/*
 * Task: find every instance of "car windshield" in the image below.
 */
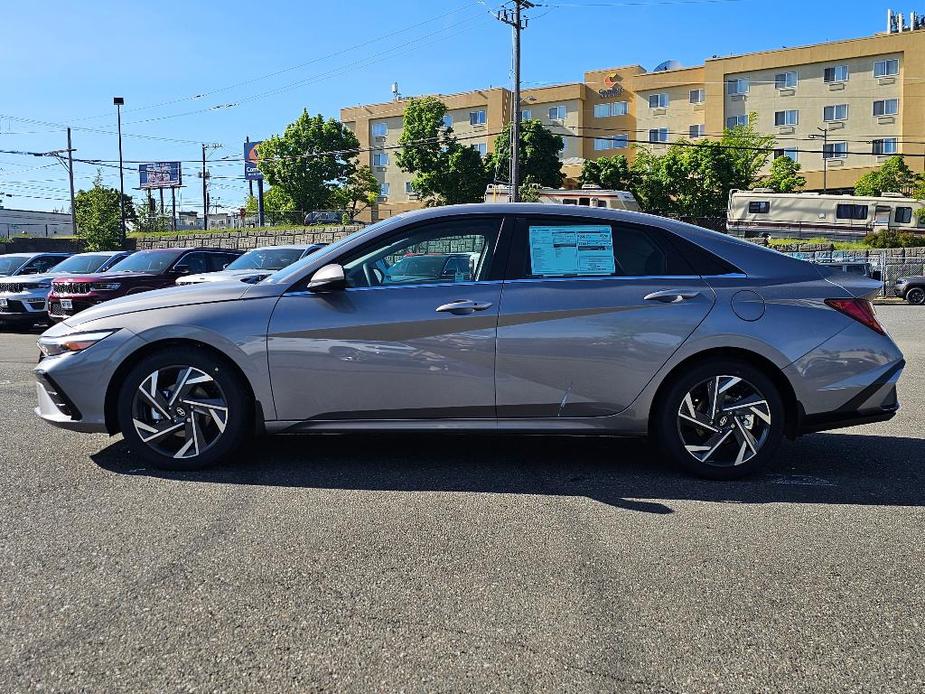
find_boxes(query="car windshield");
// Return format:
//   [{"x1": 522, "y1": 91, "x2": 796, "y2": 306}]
[
  {"x1": 50, "y1": 254, "x2": 114, "y2": 274},
  {"x1": 226, "y1": 248, "x2": 305, "y2": 271},
  {"x1": 0, "y1": 257, "x2": 27, "y2": 275},
  {"x1": 107, "y1": 250, "x2": 182, "y2": 274}
]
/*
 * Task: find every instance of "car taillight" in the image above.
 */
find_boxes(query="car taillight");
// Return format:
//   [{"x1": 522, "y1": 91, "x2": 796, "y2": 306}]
[{"x1": 824, "y1": 298, "x2": 886, "y2": 335}]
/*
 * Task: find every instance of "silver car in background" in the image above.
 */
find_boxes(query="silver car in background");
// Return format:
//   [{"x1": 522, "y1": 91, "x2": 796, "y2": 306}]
[
  {"x1": 175, "y1": 244, "x2": 326, "y2": 286},
  {"x1": 33, "y1": 204, "x2": 904, "y2": 479},
  {"x1": 0, "y1": 251, "x2": 131, "y2": 327}
]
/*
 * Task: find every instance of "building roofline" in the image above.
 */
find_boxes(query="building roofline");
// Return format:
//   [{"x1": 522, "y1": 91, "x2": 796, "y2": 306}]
[{"x1": 704, "y1": 29, "x2": 915, "y2": 63}]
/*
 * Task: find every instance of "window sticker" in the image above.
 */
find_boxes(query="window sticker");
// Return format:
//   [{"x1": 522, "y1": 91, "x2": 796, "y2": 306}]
[{"x1": 528, "y1": 225, "x2": 615, "y2": 276}]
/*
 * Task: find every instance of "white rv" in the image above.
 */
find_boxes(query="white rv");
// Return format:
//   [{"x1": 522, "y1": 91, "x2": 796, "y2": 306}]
[
  {"x1": 727, "y1": 189, "x2": 925, "y2": 238},
  {"x1": 485, "y1": 184, "x2": 641, "y2": 211}
]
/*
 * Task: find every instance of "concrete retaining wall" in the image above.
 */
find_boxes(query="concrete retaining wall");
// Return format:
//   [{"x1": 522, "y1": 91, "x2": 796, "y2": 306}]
[{"x1": 134, "y1": 226, "x2": 361, "y2": 251}]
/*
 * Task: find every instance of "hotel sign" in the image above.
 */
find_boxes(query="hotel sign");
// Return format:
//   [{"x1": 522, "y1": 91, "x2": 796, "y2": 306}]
[{"x1": 598, "y1": 72, "x2": 623, "y2": 99}]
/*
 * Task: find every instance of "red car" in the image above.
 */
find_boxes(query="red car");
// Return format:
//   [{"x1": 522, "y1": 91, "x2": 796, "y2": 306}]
[{"x1": 48, "y1": 247, "x2": 242, "y2": 321}]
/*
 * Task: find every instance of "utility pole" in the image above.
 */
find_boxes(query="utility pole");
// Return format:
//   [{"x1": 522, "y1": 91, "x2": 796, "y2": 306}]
[
  {"x1": 201, "y1": 143, "x2": 208, "y2": 230},
  {"x1": 113, "y1": 97, "x2": 126, "y2": 246},
  {"x1": 66, "y1": 128, "x2": 77, "y2": 235},
  {"x1": 810, "y1": 126, "x2": 830, "y2": 194},
  {"x1": 497, "y1": 0, "x2": 533, "y2": 202}
]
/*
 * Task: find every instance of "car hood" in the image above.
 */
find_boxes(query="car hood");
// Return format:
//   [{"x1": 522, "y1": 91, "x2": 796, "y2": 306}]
[
  {"x1": 54, "y1": 271, "x2": 159, "y2": 284},
  {"x1": 61, "y1": 281, "x2": 252, "y2": 328},
  {"x1": 178, "y1": 268, "x2": 273, "y2": 283},
  {"x1": 0, "y1": 271, "x2": 59, "y2": 286}
]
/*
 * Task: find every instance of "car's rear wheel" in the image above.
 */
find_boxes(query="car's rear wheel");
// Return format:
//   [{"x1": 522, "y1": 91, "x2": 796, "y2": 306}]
[
  {"x1": 906, "y1": 287, "x2": 925, "y2": 305},
  {"x1": 653, "y1": 359, "x2": 784, "y2": 480},
  {"x1": 116, "y1": 347, "x2": 251, "y2": 470}
]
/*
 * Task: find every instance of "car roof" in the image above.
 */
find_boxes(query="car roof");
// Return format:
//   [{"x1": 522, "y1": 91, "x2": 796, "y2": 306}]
[
  {"x1": 0, "y1": 252, "x2": 70, "y2": 259},
  {"x1": 244, "y1": 244, "x2": 319, "y2": 252}
]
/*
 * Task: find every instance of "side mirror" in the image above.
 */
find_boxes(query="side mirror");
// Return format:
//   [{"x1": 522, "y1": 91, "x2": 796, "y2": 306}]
[
  {"x1": 307, "y1": 263, "x2": 346, "y2": 292},
  {"x1": 174, "y1": 264, "x2": 191, "y2": 275}
]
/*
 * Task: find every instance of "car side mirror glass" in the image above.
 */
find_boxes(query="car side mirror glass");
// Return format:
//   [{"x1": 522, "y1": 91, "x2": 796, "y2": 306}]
[
  {"x1": 307, "y1": 263, "x2": 346, "y2": 292},
  {"x1": 174, "y1": 264, "x2": 190, "y2": 275}
]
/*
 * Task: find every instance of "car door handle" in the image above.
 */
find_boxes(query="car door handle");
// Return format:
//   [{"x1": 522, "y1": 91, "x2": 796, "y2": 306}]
[
  {"x1": 643, "y1": 289, "x2": 701, "y2": 304},
  {"x1": 435, "y1": 299, "x2": 494, "y2": 315}
]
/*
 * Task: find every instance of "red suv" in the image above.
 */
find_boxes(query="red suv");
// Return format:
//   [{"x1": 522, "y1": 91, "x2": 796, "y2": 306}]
[{"x1": 48, "y1": 247, "x2": 242, "y2": 321}]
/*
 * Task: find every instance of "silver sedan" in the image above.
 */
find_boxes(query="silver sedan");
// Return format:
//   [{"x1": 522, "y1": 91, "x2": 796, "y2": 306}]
[{"x1": 33, "y1": 204, "x2": 904, "y2": 479}]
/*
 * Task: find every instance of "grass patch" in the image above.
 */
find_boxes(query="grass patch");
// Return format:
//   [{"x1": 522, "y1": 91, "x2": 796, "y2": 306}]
[{"x1": 766, "y1": 237, "x2": 870, "y2": 250}]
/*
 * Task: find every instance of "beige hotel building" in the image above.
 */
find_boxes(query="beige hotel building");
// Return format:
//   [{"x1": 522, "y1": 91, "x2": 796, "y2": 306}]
[{"x1": 341, "y1": 18, "x2": 925, "y2": 220}]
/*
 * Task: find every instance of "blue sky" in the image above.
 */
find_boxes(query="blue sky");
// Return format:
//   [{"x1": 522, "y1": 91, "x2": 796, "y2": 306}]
[{"x1": 0, "y1": 0, "x2": 897, "y2": 212}]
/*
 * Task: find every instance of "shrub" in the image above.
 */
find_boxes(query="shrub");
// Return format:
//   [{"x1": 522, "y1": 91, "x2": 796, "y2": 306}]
[{"x1": 864, "y1": 229, "x2": 925, "y2": 248}]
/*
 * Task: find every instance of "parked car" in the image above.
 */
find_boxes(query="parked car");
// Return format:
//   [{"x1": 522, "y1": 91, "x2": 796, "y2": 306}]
[
  {"x1": 0, "y1": 252, "x2": 72, "y2": 278},
  {"x1": 304, "y1": 211, "x2": 343, "y2": 225},
  {"x1": 0, "y1": 251, "x2": 131, "y2": 327},
  {"x1": 893, "y1": 276, "x2": 925, "y2": 305},
  {"x1": 47, "y1": 247, "x2": 242, "y2": 321},
  {"x1": 175, "y1": 244, "x2": 326, "y2": 286},
  {"x1": 34, "y1": 204, "x2": 904, "y2": 480}
]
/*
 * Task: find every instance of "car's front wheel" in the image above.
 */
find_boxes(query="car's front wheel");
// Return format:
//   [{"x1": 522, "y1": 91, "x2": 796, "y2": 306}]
[
  {"x1": 116, "y1": 347, "x2": 252, "y2": 470},
  {"x1": 906, "y1": 287, "x2": 925, "y2": 305},
  {"x1": 653, "y1": 358, "x2": 784, "y2": 480}
]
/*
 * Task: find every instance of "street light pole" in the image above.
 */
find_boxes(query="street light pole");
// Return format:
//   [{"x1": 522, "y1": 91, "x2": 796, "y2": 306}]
[
  {"x1": 810, "y1": 126, "x2": 829, "y2": 194},
  {"x1": 113, "y1": 97, "x2": 126, "y2": 246}
]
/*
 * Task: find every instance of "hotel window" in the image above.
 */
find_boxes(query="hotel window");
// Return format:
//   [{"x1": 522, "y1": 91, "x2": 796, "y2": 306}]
[
  {"x1": 648, "y1": 93, "x2": 669, "y2": 109},
  {"x1": 473, "y1": 142, "x2": 488, "y2": 157},
  {"x1": 611, "y1": 101, "x2": 628, "y2": 116},
  {"x1": 872, "y1": 138, "x2": 898, "y2": 155},
  {"x1": 469, "y1": 110, "x2": 486, "y2": 126},
  {"x1": 823, "y1": 141, "x2": 848, "y2": 159},
  {"x1": 443, "y1": 114, "x2": 453, "y2": 128},
  {"x1": 774, "y1": 148, "x2": 799, "y2": 162},
  {"x1": 774, "y1": 110, "x2": 799, "y2": 126},
  {"x1": 373, "y1": 152, "x2": 389, "y2": 167},
  {"x1": 824, "y1": 65, "x2": 849, "y2": 83},
  {"x1": 547, "y1": 105, "x2": 566, "y2": 120},
  {"x1": 379, "y1": 182, "x2": 390, "y2": 197},
  {"x1": 519, "y1": 109, "x2": 531, "y2": 120},
  {"x1": 371, "y1": 122, "x2": 388, "y2": 137},
  {"x1": 775, "y1": 71, "x2": 798, "y2": 89},
  {"x1": 594, "y1": 101, "x2": 628, "y2": 118},
  {"x1": 726, "y1": 115, "x2": 748, "y2": 128},
  {"x1": 727, "y1": 78, "x2": 749, "y2": 95},
  {"x1": 823, "y1": 104, "x2": 848, "y2": 122},
  {"x1": 405, "y1": 181, "x2": 415, "y2": 194},
  {"x1": 648, "y1": 128, "x2": 669, "y2": 143},
  {"x1": 594, "y1": 135, "x2": 627, "y2": 150},
  {"x1": 689, "y1": 124, "x2": 705, "y2": 138},
  {"x1": 873, "y1": 98, "x2": 899, "y2": 116},
  {"x1": 874, "y1": 59, "x2": 899, "y2": 77},
  {"x1": 689, "y1": 88, "x2": 704, "y2": 104}
]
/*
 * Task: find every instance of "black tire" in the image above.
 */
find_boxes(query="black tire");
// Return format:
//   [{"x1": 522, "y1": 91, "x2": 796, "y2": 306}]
[
  {"x1": 653, "y1": 358, "x2": 785, "y2": 480},
  {"x1": 116, "y1": 346, "x2": 252, "y2": 470},
  {"x1": 906, "y1": 287, "x2": 925, "y2": 305}
]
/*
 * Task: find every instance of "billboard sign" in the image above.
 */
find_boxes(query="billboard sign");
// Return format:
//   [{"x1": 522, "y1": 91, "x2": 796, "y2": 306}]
[
  {"x1": 139, "y1": 162, "x2": 182, "y2": 189},
  {"x1": 244, "y1": 141, "x2": 263, "y2": 181}
]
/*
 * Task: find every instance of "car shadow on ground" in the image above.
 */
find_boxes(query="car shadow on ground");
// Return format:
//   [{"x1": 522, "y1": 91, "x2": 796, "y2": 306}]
[{"x1": 91, "y1": 431, "x2": 925, "y2": 514}]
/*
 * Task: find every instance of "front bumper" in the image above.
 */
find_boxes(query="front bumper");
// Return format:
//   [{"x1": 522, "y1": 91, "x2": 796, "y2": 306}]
[
  {"x1": 47, "y1": 296, "x2": 103, "y2": 320},
  {"x1": 0, "y1": 290, "x2": 49, "y2": 321},
  {"x1": 893, "y1": 284, "x2": 907, "y2": 298}
]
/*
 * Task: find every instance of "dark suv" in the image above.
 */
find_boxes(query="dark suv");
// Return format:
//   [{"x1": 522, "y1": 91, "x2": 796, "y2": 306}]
[
  {"x1": 48, "y1": 247, "x2": 242, "y2": 320},
  {"x1": 894, "y1": 276, "x2": 925, "y2": 305}
]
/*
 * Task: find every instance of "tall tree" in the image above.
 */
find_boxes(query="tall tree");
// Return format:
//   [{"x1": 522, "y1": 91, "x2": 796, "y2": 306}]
[
  {"x1": 73, "y1": 172, "x2": 135, "y2": 250},
  {"x1": 395, "y1": 96, "x2": 490, "y2": 204},
  {"x1": 579, "y1": 154, "x2": 632, "y2": 190},
  {"x1": 486, "y1": 119, "x2": 564, "y2": 189},
  {"x1": 760, "y1": 156, "x2": 806, "y2": 193},
  {"x1": 854, "y1": 156, "x2": 922, "y2": 196},
  {"x1": 258, "y1": 111, "x2": 359, "y2": 212}
]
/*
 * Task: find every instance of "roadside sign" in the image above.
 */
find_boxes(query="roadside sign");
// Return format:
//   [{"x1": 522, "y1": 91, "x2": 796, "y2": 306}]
[
  {"x1": 139, "y1": 162, "x2": 182, "y2": 189},
  {"x1": 244, "y1": 141, "x2": 263, "y2": 181}
]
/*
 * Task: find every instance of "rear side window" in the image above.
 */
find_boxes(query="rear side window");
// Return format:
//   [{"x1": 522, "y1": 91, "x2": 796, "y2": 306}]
[
  {"x1": 26, "y1": 256, "x2": 63, "y2": 273},
  {"x1": 836, "y1": 204, "x2": 869, "y2": 220},
  {"x1": 748, "y1": 201, "x2": 770, "y2": 214},
  {"x1": 208, "y1": 253, "x2": 239, "y2": 272},
  {"x1": 510, "y1": 217, "x2": 690, "y2": 279}
]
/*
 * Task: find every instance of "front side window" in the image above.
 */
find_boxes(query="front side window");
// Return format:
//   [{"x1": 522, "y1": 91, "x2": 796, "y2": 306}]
[
  {"x1": 824, "y1": 65, "x2": 849, "y2": 83},
  {"x1": 873, "y1": 98, "x2": 899, "y2": 116},
  {"x1": 340, "y1": 217, "x2": 501, "y2": 288},
  {"x1": 469, "y1": 110, "x2": 486, "y2": 125},
  {"x1": 823, "y1": 104, "x2": 848, "y2": 121},
  {"x1": 512, "y1": 218, "x2": 689, "y2": 279},
  {"x1": 874, "y1": 59, "x2": 899, "y2": 77},
  {"x1": 24, "y1": 256, "x2": 63, "y2": 274},
  {"x1": 775, "y1": 71, "x2": 798, "y2": 89},
  {"x1": 648, "y1": 93, "x2": 668, "y2": 109}
]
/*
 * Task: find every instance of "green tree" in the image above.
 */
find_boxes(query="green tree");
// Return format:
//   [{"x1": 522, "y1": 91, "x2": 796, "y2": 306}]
[
  {"x1": 854, "y1": 156, "x2": 921, "y2": 196},
  {"x1": 263, "y1": 186, "x2": 299, "y2": 225},
  {"x1": 134, "y1": 195, "x2": 171, "y2": 233},
  {"x1": 579, "y1": 154, "x2": 632, "y2": 190},
  {"x1": 486, "y1": 119, "x2": 564, "y2": 190},
  {"x1": 257, "y1": 110, "x2": 359, "y2": 212},
  {"x1": 395, "y1": 96, "x2": 490, "y2": 204},
  {"x1": 760, "y1": 155, "x2": 806, "y2": 193},
  {"x1": 332, "y1": 165, "x2": 380, "y2": 221},
  {"x1": 73, "y1": 172, "x2": 135, "y2": 250}
]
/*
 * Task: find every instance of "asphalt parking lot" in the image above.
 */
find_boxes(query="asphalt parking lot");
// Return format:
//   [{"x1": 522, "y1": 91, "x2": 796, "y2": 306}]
[{"x1": 1, "y1": 306, "x2": 923, "y2": 693}]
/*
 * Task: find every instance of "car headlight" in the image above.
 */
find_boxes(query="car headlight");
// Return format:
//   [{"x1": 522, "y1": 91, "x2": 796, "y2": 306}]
[
  {"x1": 38, "y1": 330, "x2": 116, "y2": 358},
  {"x1": 91, "y1": 282, "x2": 121, "y2": 291},
  {"x1": 36, "y1": 281, "x2": 51, "y2": 289}
]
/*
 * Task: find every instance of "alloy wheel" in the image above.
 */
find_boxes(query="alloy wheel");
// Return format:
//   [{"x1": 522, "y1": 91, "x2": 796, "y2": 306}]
[
  {"x1": 676, "y1": 375, "x2": 772, "y2": 467},
  {"x1": 907, "y1": 288, "x2": 925, "y2": 305},
  {"x1": 131, "y1": 365, "x2": 229, "y2": 460}
]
